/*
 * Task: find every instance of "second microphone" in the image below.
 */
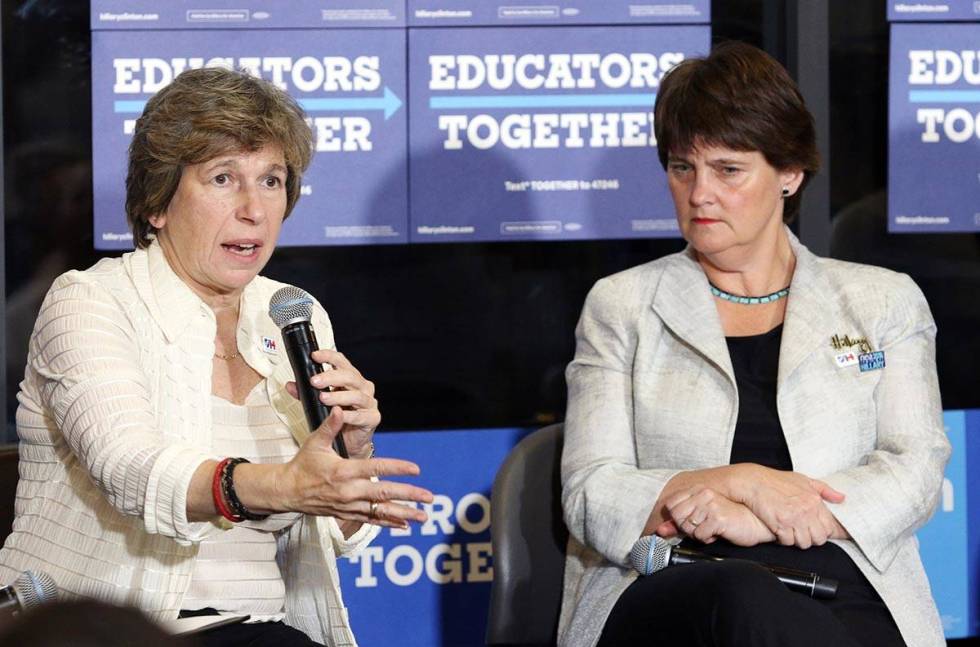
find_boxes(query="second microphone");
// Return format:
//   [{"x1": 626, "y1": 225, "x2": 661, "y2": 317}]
[{"x1": 630, "y1": 535, "x2": 838, "y2": 600}]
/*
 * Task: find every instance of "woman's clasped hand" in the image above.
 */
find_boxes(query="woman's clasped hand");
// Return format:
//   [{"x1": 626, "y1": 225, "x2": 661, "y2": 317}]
[{"x1": 655, "y1": 464, "x2": 847, "y2": 549}]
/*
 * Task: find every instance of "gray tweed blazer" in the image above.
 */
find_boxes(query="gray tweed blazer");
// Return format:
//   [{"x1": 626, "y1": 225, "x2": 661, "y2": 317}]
[{"x1": 559, "y1": 231, "x2": 950, "y2": 647}]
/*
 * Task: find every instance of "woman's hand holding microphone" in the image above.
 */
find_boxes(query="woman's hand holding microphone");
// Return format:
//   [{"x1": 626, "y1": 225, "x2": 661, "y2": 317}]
[{"x1": 232, "y1": 349, "x2": 432, "y2": 530}]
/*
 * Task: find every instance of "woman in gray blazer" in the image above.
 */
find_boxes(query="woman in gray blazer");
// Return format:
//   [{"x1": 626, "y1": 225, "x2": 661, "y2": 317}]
[{"x1": 560, "y1": 42, "x2": 950, "y2": 647}]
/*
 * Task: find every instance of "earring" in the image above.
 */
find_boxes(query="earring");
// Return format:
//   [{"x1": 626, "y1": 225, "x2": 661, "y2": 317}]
[{"x1": 781, "y1": 187, "x2": 790, "y2": 197}]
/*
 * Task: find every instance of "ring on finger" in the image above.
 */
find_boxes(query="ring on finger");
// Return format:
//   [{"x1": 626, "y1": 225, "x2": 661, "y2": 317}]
[
  {"x1": 370, "y1": 502, "x2": 380, "y2": 517},
  {"x1": 689, "y1": 518, "x2": 700, "y2": 527}
]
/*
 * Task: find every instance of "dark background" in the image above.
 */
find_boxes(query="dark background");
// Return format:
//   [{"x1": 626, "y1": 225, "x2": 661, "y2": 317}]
[
  {"x1": 1, "y1": 1, "x2": 977, "y2": 644},
  {"x1": 3, "y1": 1, "x2": 976, "y2": 436}
]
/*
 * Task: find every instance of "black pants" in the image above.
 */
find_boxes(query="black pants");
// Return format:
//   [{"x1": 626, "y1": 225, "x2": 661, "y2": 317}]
[
  {"x1": 179, "y1": 610, "x2": 323, "y2": 647},
  {"x1": 193, "y1": 622, "x2": 322, "y2": 647},
  {"x1": 597, "y1": 554, "x2": 905, "y2": 647}
]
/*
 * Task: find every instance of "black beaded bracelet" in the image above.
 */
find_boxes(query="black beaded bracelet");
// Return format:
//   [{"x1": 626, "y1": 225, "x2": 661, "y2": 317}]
[{"x1": 221, "y1": 457, "x2": 270, "y2": 522}]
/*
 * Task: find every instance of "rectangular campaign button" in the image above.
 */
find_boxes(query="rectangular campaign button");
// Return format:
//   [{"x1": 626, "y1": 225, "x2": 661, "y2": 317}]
[
  {"x1": 858, "y1": 351, "x2": 885, "y2": 372},
  {"x1": 834, "y1": 352, "x2": 859, "y2": 368}
]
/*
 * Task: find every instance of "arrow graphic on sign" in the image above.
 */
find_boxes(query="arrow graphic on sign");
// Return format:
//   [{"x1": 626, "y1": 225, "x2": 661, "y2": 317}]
[
  {"x1": 299, "y1": 86, "x2": 403, "y2": 120},
  {"x1": 429, "y1": 92, "x2": 657, "y2": 110},
  {"x1": 908, "y1": 90, "x2": 980, "y2": 103},
  {"x1": 114, "y1": 86, "x2": 403, "y2": 120}
]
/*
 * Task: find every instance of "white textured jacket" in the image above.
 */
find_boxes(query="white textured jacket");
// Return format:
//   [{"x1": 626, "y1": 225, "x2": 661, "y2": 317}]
[
  {"x1": 0, "y1": 241, "x2": 379, "y2": 646},
  {"x1": 560, "y1": 231, "x2": 951, "y2": 647}
]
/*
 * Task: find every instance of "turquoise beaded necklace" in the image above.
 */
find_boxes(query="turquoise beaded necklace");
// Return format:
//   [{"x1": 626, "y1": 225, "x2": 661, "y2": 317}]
[{"x1": 708, "y1": 282, "x2": 790, "y2": 305}]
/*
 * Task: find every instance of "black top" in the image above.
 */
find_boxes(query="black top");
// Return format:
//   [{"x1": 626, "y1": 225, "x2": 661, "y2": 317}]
[
  {"x1": 679, "y1": 324, "x2": 886, "y2": 604},
  {"x1": 726, "y1": 324, "x2": 792, "y2": 470}
]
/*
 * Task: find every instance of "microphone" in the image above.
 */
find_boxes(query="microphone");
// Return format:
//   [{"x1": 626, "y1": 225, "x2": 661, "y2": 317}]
[
  {"x1": 629, "y1": 535, "x2": 838, "y2": 599},
  {"x1": 268, "y1": 286, "x2": 348, "y2": 458},
  {"x1": 0, "y1": 570, "x2": 58, "y2": 621}
]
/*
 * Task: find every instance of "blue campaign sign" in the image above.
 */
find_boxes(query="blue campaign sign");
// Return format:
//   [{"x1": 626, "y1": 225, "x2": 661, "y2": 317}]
[
  {"x1": 969, "y1": 409, "x2": 980, "y2": 638},
  {"x1": 918, "y1": 410, "x2": 974, "y2": 638},
  {"x1": 408, "y1": 25, "x2": 710, "y2": 243},
  {"x1": 91, "y1": 0, "x2": 406, "y2": 30},
  {"x1": 336, "y1": 427, "x2": 532, "y2": 647},
  {"x1": 887, "y1": 1, "x2": 980, "y2": 21},
  {"x1": 408, "y1": 0, "x2": 709, "y2": 26},
  {"x1": 338, "y1": 411, "x2": 980, "y2": 645},
  {"x1": 888, "y1": 23, "x2": 980, "y2": 233},
  {"x1": 91, "y1": 29, "x2": 408, "y2": 249}
]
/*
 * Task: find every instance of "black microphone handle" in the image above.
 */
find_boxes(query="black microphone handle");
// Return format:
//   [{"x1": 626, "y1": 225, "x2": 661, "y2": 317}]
[
  {"x1": 670, "y1": 546, "x2": 838, "y2": 600},
  {"x1": 0, "y1": 585, "x2": 19, "y2": 613},
  {"x1": 281, "y1": 322, "x2": 348, "y2": 458}
]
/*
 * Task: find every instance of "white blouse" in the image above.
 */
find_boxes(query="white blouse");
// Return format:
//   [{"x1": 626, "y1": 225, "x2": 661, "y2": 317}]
[
  {"x1": 181, "y1": 384, "x2": 301, "y2": 621},
  {"x1": 0, "y1": 241, "x2": 379, "y2": 646}
]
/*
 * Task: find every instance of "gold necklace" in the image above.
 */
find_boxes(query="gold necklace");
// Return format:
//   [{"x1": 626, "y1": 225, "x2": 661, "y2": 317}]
[{"x1": 214, "y1": 347, "x2": 240, "y2": 361}]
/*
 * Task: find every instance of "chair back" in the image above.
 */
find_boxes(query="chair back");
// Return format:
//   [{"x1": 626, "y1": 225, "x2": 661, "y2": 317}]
[
  {"x1": 486, "y1": 423, "x2": 567, "y2": 647},
  {"x1": 0, "y1": 445, "x2": 19, "y2": 544}
]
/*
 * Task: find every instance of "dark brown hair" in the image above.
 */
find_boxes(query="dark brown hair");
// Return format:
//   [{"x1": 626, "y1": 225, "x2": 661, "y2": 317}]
[
  {"x1": 126, "y1": 67, "x2": 313, "y2": 248},
  {"x1": 654, "y1": 41, "x2": 819, "y2": 222}
]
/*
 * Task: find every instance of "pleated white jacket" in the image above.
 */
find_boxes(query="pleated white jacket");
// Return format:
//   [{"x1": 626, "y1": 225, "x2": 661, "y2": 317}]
[{"x1": 0, "y1": 241, "x2": 378, "y2": 646}]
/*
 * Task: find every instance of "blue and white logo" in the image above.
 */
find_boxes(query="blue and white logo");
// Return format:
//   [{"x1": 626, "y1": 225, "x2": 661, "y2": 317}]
[{"x1": 858, "y1": 350, "x2": 885, "y2": 372}]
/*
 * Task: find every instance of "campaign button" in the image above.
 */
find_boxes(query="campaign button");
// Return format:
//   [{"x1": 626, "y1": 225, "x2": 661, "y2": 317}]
[
  {"x1": 858, "y1": 351, "x2": 885, "y2": 372},
  {"x1": 835, "y1": 352, "x2": 859, "y2": 368}
]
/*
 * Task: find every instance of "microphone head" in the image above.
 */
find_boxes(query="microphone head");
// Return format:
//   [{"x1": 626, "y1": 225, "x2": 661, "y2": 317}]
[
  {"x1": 629, "y1": 535, "x2": 673, "y2": 576},
  {"x1": 269, "y1": 286, "x2": 314, "y2": 329},
  {"x1": 14, "y1": 570, "x2": 58, "y2": 609}
]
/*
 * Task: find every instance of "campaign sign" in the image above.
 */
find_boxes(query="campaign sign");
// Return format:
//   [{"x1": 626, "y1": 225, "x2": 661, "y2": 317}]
[
  {"x1": 91, "y1": 0, "x2": 406, "y2": 30},
  {"x1": 408, "y1": 0, "x2": 709, "y2": 26},
  {"x1": 969, "y1": 409, "x2": 980, "y2": 638},
  {"x1": 408, "y1": 25, "x2": 710, "y2": 243},
  {"x1": 887, "y1": 1, "x2": 980, "y2": 22},
  {"x1": 336, "y1": 427, "x2": 532, "y2": 647},
  {"x1": 92, "y1": 29, "x2": 408, "y2": 249},
  {"x1": 888, "y1": 23, "x2": 980, "y2": 233},
  {"x1": 917, "y1": 410, "x2": 977, "y2": 638}
]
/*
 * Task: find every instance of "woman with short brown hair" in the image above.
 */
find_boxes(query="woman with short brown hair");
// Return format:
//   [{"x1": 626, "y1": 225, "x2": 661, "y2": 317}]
[
  {"x1": 0, "y1": 67, "x2": 432, "y2": 646},
  {"x1": 126, "y1": 67, "x2": 313, "y2": 249},
  {"x1": 560, "y1": 41, "x2": 948, "y2": 647}
]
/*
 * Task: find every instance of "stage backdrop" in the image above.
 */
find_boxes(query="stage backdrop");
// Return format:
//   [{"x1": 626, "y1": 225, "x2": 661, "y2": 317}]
[
  {"x1": 408, "y1": 25, "x2": 709, "y2": 242},
  {"x1": 90, "y1": 1, "x2": 709, "y2": 248},
  {"x1": 338, "y1": 411, "x2": 980, "y2": 646},
  {"x1": 91, "y1": 28, "x2": 409, "y2": 248},
  {"x1": 407, "y1": 0, "x2": 709, "y2": 26},
  {"x1": 888, "y1": 1, "x2": 980, "y2": 22},
  {"x1": 887, "y1": 14, "x2": 980, "y2": 233},
  {"x1": 91, "y1": 0, "x2": 407, "y2": 29},
  {"x1": 337, "y1": 427, "x2": 531, "y2": 647},
  {"x1": 917, "y1": 409, "x2": 980, "y2": 638}
]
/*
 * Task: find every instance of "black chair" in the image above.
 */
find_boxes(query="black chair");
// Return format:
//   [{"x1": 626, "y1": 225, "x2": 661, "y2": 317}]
[
  {"x1": 487, "y1": 423, "x2": 567, "y2": 647},
  {"x1": 0, "y1": 446, "x2": 18, "y2": 545}
]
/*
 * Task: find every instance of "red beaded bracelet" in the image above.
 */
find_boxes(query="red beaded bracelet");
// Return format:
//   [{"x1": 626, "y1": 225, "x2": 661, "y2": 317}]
[
  {"x1": 221, "y1": 458, "x2": 269, "y2": 521},
  {"x1": 212, "y1": 458, "x2": 242, "y2": 523}
]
